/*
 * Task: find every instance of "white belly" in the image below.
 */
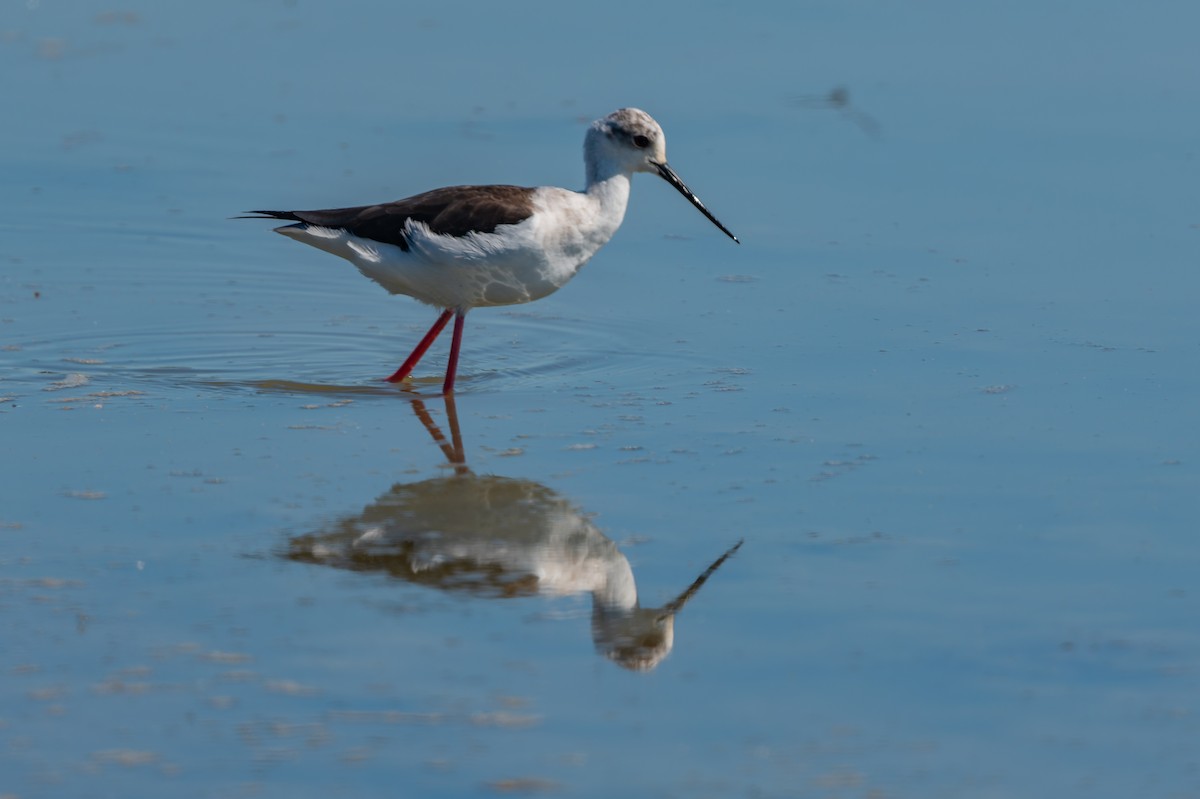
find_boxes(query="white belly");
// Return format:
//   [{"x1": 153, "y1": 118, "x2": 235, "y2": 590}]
[{"x1": 277, "y1": 185, "x2": 626, "y2": 309}]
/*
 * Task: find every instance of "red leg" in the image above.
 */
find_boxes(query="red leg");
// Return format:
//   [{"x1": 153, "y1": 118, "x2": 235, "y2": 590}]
[
  {"x1": 441, "y1": 311, "x2": 466, "y2": 394},
  {"x1": 384, "y1": 309, "x2": 453, "y2": 383}
]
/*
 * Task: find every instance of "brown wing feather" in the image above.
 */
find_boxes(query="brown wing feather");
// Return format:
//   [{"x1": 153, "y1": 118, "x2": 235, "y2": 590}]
[{"x1": 246, "y1": 185, "x2": 536, "y2": 252}]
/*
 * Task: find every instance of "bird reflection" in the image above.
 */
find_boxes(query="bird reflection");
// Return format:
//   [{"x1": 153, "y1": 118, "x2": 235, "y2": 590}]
[{"x1": 285, "y1": 396, "x2": 742, "y2": 671}]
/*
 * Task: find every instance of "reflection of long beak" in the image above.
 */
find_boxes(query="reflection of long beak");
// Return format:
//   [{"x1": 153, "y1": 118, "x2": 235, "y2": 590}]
[
  {"x1": 653, "y1": 161, "x2": 740, "y2": 244},
  {"x1": 658, "y1": 539, "x2": 744, "y2": 621}
]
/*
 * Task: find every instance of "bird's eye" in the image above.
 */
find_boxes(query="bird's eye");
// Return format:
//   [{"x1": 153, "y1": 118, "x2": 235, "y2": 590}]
[{"x1": 632, "y1": 134, "x2": 651, "y2": 149}]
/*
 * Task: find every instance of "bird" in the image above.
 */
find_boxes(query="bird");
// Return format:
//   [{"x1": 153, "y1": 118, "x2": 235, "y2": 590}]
[{"x1": 241, "y1": 108, "x2": 738, "y2": 394}]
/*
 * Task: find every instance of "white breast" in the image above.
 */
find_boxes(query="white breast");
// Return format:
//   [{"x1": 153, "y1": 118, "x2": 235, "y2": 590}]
[{"x1": 279, "y1": 179, "x2": 631, "y2": 310}]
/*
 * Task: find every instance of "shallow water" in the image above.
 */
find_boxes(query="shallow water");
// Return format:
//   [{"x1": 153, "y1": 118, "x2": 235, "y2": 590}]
[{"x1": 4, "y1": 2, "x2": 1200, "y2": 797}]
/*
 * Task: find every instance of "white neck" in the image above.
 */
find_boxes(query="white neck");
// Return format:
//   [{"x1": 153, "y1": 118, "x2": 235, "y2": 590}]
[
  {"x1": 588, "y1": 133, "x2": 634, "y2": 206},
  {"x1": 592, "y1": 553, "x2": 638, "y2": 610},
  {"x1": 584, "y1": 171, "x2": 630, "y2": 223},
  {"x1": 584, "y1": 137, "x2": 628, "y2": 185}
]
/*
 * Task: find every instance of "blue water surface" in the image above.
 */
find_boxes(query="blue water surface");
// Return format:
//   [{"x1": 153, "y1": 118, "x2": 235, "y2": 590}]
[{"x1": 2, "y1": 2, "x2": 1199, "y2": 797}]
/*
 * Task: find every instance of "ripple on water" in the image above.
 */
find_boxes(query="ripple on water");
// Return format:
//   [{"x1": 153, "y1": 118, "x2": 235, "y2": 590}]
[{"x1": 4, "y1": 309, "x2": 699, "y2": 401}]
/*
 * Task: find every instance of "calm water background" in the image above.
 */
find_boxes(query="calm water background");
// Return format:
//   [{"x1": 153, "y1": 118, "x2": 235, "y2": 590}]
[{"x1": 3, "y1": 2, "x2": 1199, "y2": 797}]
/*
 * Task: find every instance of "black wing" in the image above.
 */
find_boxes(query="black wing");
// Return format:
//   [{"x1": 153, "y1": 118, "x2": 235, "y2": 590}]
[{"x1": 241, "y1": 185, "x2": 536, "y2": 252}]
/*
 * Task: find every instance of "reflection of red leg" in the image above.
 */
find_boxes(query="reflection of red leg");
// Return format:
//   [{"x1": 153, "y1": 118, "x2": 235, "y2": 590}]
[
  {"x1": 442, "y1": 311, "x2": 466, "y2": 394},
  {"x1": 410, "y1": 395, "x2": 467, "y2": 472},
  {"x1": 384, "y1": 309, "x2": 453, "y2": 383}
]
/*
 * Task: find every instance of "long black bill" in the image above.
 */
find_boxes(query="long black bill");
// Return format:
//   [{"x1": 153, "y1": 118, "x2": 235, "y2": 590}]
[
  {"x1": 657, "y1": 538, "x2": 744, "y2": 621},
  {"x1": 654, "y1": 161, "x2": 740, "y2": 244}
]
